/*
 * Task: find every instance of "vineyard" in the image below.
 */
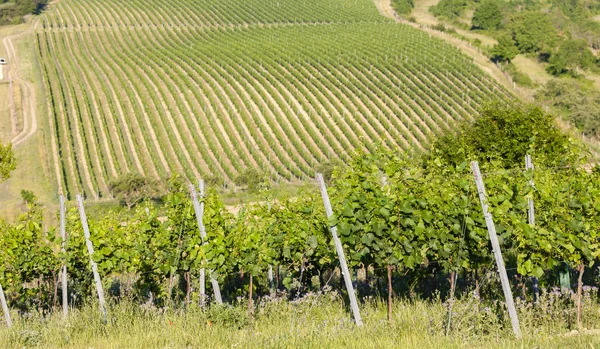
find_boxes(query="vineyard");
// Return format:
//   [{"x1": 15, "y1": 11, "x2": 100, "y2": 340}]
[
  {"x1": 2, "y1": 143, "x2": 600, "y2": 346},
  {"x1": 35, "y1": 0, "x2": 513, "y2": 200}
]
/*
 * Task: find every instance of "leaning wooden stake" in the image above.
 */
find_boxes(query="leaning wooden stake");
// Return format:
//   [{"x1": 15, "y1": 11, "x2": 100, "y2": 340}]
[
  {"x1": 577, "y1": 263, "x2": 585, "y2": 329},
  {"x1": 316, "y1": 173, "x2": 363, "y2": 326},
  {"x1": 0, "y1": 281, "x2": 11, "y2": 327},
  {"x1": 60, "y1": 195, "x2": 68, "y2": 318},
  {"x1": 189, "y1": 180, "x2": 222, "y2": 305},
  {"x1": 525, "y1": 155, "x2": 539, "y2": 302},
  {"x1": 76, "y1": 195, "x2": 107, "y2": 320},
  {"x1": 471, "y1": 162, "x2": 521, "y2": 337}
]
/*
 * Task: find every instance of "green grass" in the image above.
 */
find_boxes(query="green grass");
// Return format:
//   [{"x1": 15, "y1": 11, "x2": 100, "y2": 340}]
[{"x1": 1, "y1": 296, "x2": 600, "y2": 348}]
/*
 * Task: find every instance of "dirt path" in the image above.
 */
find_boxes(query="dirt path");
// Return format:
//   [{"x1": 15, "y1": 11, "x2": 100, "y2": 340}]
[
  {"x1": 5, "y1": 19, "x2": 39, "y2": 147},
  {"x1": 372, "y1": 0, "x2": 397, "y2": 20}
]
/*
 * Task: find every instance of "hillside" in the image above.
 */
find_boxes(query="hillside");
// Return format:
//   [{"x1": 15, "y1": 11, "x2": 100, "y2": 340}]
[
  {"x1": 35, "y1": 0, "x2": 513, "y2": 200},
  {"x1": 398, "y1": 0, "x2": 600, "y2": 151}
]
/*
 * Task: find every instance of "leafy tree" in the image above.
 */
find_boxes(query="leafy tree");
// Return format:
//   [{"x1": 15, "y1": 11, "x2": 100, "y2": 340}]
[
  {"x1": 391, "y1": 0, "x2": 414, "y2": 15},
  {"x1": 537, "y1": 79, "x2": 600, "y2": 138},
  {"x1": 20, "y1": 189, "x2": 36, "y2": 205},
  {"x1": 546, "y1": 39, "x2": 596, "y2": 76},
  {"x1": 234, "y1": 168, "x2": 270, "y2": 192},
  {"x1": 507, "y1": 12, "x2": 559, "y2": 54},
  {"x1": 0, "y1": 142, "x2": 16, "y2": 183},
  {"x1": 430, "y1": 0, "x2": 467, "y2": 19},
  {"x1": 472, "y1": 1, "x2": 503, "y2": 30},
  {"x1": 108, "y1": 173, "x2": 160, "y2": 210},
  {"x1": 490, "y1": 33, "x2": 519, "y2": 62},
  {"x1": 429, "y1": 102, "x2": 579, "y2": 169},
  {"x1": 0, "y1": 0, "x2": 48, "y2": 25}
]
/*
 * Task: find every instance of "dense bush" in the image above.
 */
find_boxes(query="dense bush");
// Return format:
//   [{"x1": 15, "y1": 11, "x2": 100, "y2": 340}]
[{"x1": 0, "y1": 141, "x2": 15, "y2": 183}]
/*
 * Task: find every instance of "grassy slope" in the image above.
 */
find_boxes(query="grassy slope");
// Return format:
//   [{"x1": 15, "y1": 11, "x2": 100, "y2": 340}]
[{"x1": 0, "y1": 20, "x2": 56, "y2": 222}]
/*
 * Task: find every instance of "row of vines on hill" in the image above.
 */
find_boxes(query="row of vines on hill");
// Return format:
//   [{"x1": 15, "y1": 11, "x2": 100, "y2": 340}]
[
  {"x1": 36, "y1": 0, "x2": 513, "y2": 199},
  {"x1": 1, "y1": 152, "x2": 599, "y2": 317}
]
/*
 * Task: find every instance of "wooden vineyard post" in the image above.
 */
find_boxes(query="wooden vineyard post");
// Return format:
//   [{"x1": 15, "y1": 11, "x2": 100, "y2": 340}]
[
  {"x1": 189, "y1": 180, "x2": 223, "y2": 305},
  {"x1": 268, "y1": 265, "x2": 274, "y2": 296},
  {"x1": 0, "y1": 282, "x2": 11, "y2": 327},
  {"x1": 316, "y1": 173, "x2": 363, "y2": 326},
  {"x1": 76, "y1": 195, "x2": 107, "y2": 320},
  {"x1": 471, "y1": 162, "x2": 521, "y2": 337},
  {"x1": 525, "y1": 155, "x2": 539, "y2": 302},
  {"x1": 60, "y1": 195, "x2": 68, "y2": 318},
  {"x1": 199, "y1": 269, "x2": 206, "y2": 307}
]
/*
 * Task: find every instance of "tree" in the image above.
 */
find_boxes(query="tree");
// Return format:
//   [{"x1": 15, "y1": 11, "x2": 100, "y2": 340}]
[
  {"x1": 0, "y1": 142, "x2": 16, "y2": 183},
  {"x1": 429, "y1": 102, "x2": 579, "y2": 169},
  {"x1": 234, "y1": 168, "x2": 269, "y2": 192},
  {"x1": 20, "y1": 189, "x2": 36, "y2": 205},
  {"x1": 537, "y1": 79, "x2": 600, "y2": 138},
  {"x1": 472, "y1": 1, "x2": 503, "y2": 30},
  {"x1": 108, "y1": 173, "x2": 159, "y2": 210},
  {"x1": 547, "y1": 39, "x2": 596, "y2": 76},
  {"x1": 430, "y1": 0, "x2": 467, "y2": 19},
  {"x1": 490, "y1": 33, "x2": 519, "y2": 62},
  {"x1": 391, "y1": 0, "x2": 414, "y2": 15},
  {"x1": 507, "y1": 12, "x2": 559, "y2": 54}
]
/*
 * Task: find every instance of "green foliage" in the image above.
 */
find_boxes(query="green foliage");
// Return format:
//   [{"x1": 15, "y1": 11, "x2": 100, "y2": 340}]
[
  {"x1": 0, "y1": 206, "x2": 59, "y2": 310},
  {"x1": 108, "y1": 173, "x2": 160, "y2": 210},
  {"x1": 430, "y1": 0, "x2": 468, "y2": 19},
  {"x1": 432, "y1": 23, "x2": 457, "y2": 33},
  {"x1": 490, "y1": 34, "x2": 519, "y2": 62},
  {"x1": 503, "y1": 62, "x2": 534, "y2": 87},
  {"x1": 472, "y1": 1, "x2": 503, "y2": 30},
  {"x1": 315, "y1": 160, "x2": 341, "y2": 183},
  {"x1": 234, "y1": 169, "x2": 270, "y2": 193},
  {"x1": 332, "y1": 153, "x2": 422, "y2": 270},
  {"x1": 429, "y1": 102, "x2": 578, "y2": 168},
  {"x1": 506, "y1": 12, "x2": 559, "y2": 54},
  {"x1": 0, "y1": 142, "x2": 16, "y2": 183},
  {"x1": 332, "y1": 151, "x2": 490, "y2": 274},
  {"x1": 537, "y1": 79, "x2": 600, "y2": 138},
  {"x1": 391, "y1": 0, "x2": 414, "y2": 15},
  {"x1": 546, "y1": 39, "x2": 596, "y2": 76},
  {"x1": 0, "y1": 0, "x2": 47, "y2": 25},
  {"x1": 512, "y1": 167, "x2": 600, "y2": 277},
  {"x1": 19, "y1": 189, "x2": 36, "y2": 205}
]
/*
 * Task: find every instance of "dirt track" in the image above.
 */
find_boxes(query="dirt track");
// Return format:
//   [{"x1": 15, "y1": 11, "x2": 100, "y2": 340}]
[{"x1": 5, "y1": 19, "x2": 39, "y2": 147}]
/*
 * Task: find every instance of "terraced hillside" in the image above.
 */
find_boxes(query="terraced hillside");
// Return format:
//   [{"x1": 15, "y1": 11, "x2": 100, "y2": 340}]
[{"x1": 36, "y1": 0, "x2": 513, "y2": 199}]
